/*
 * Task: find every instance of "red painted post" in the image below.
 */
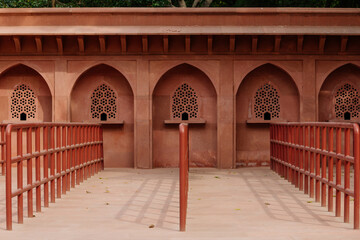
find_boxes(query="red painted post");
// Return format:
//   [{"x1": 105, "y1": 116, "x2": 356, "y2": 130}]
[
  {"x1": 299, "y1": 126, "x2": 304, "y2": 191},
  {"x1": 328, "y1": 127, "x2": 334, "y2": 212},
  {"x1": 71, "y1": 126, "x2": 76, "y2": 188},
  {"x1": 310, "y1": 126, "x2": 314, "y2": 198},
  {"x1": 304, "y1": 126, "x2": 309, "y2": 195},
  {"x1": 43, "y1": 126, "x2": 49, "y2": 207},
  {"x1": 62, "y1": 126, "x2": 67, "y2": 194},
  {"x1": 66, "y1": 126, "x2": 71, "y2": 191},
  {"x1": 321, "y1": 127, "x2": 327, "y2": 207},
  {"x1": 335, "y1": 127, "x2": 341, "y2": 217},
  {"x1": 179, "y1": 123, "x2": 189, "y2": 232},
  {"x1": 27, "y1": 127, "x2": 33, "y2": 218},
  {"x1": 315, "y1": 127, "x2": 320, "y2": 203},
  {"x1": 50, "y1": 127, "x2": 56, "y2": 203},
  {"x1": 56, "y1": 126, "x2": 62, "y2": 199},
  {"x1": 294, "y1": 126, "x2": 299, "y2": 188},
  {"x1": 353, "y1": 123, "x2": 360, "y2": 229},
  {"x1": 17, "y1": 129, "x2": 23, "y2": 224},
  {"x1": 35, "y1": 127, "x2": 41, "y2": 212},
  {"x1": 6, "y1": 125, "x2": 13, "y2": 230},
  {"x1": 1, "y1": 125, "x2": 5, "y2": 175},
  {"x1": 344, "y1": 128, "x2": 350, "y2": 223},
  {"x1": 76, "y1": 126, "x2": 81, "y2": 185}
]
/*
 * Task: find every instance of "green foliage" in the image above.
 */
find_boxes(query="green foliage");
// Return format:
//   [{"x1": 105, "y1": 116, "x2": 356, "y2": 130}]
[{"x1": 0, "y1": 0, "x2": 359, "y2": 8}]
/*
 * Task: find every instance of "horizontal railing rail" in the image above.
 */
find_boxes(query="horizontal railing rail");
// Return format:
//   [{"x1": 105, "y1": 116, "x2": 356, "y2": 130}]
[
  {"x1": 270, "y1": 122, "x2": 359, "y2": 229},
  {"x1": 6, "y1": 123, "x2": 104, "y2": 230},
  {"x1": 179, "y1": 123, "x2": 189, "y2": 232}
]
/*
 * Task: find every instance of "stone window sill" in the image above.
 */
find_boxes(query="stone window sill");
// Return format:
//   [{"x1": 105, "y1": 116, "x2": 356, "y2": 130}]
[
  {"x1": 164, "y1": 119, "x2": 206, "y2": 125},
  {"x1": 246, "y1": 119, "x2": 287, "y2": 124}
]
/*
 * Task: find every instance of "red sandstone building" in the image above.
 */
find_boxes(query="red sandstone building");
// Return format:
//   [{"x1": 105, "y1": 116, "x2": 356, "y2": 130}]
[{"x1": 0, "y1": 8, "x2": 359, "y2": 169}]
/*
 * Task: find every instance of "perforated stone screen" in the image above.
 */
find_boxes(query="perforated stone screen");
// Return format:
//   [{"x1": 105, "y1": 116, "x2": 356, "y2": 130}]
[
  {"x1": 171, "y1": 83, "x2": 198, "y2": 120},
  {"x1": 11, "y1": 84, "x2": 36, "y2": 120},
  {"x1": 254, "y1": 83, "x2": 280, "y2": 120},
  {"x1": 90, "y1": 84, "x2": 117, "y2": 121},
  {"x1": 335, "y1": 83, "x2": 360, "y2": 120}
]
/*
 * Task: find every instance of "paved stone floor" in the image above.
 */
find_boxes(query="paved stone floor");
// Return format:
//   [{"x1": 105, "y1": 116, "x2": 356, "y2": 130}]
[{"x1": 0, "y1": 167, "x2": 359, "y2": 239}]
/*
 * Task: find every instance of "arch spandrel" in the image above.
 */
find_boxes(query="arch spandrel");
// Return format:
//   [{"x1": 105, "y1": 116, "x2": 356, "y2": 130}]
[
  {"x1": 150, "y1": 61, "x2": 219, "y2": 96},
  {"x1": 234, "y1": 61, "x2": 302, "y2": 97},
  {"x1": 69, "y1": 61, "x2": 136, "y2": 97},
  {"x1": 317, "y1": 62, "x2": 360, "y2": 96},
  {"x1": 0, "y1": 62, "x2": 54, "y2": 96}
]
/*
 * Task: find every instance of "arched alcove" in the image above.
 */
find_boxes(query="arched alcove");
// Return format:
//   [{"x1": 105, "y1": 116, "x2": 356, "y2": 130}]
[
  {"x1": 152, "y1": 63, "x2": 217, "y2": 167},
  {"x1": 0, "y1": 64, "x2": 52, "y2": 122},
  {"x1": 319, "y1": 64, "x2": 360, "y2": 122},
  {"x1": 236, "y1": 63, "x2": 299, "y2": 167},
  {"x1": 71, "y1": 64, "x2": 134, "y2": 168}
]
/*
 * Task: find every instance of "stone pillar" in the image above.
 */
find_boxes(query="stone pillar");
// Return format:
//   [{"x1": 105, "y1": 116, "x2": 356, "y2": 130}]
[
  {"x1": 217, "y1": 60, "x2": 235, "y2": 168},
  {"x1": 134, "y1": 59, "x2": 152, "y2": 168},
  {"x1": 301, "y1": 58, "x2": 317, "y2": 122},
  {"x1": 54, "y1": 59, "x2": 68, "y2": 122}
]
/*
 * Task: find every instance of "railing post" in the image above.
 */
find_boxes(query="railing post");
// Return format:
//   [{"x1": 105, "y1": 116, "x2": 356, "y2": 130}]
[
  {"x1": 179, "y1": 123, "x2": 189, "y2": 232},
  {"x1": 353, "y1": 123, "x2": 360, "y2": 229},
  {"x1": 6, "y1": 125, "x2": 13, "y2": 230}
]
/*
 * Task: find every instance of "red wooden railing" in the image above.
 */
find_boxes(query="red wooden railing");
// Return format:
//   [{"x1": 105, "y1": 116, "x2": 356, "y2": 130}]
[
  {"x1": 0, "y1": 124, "x2": 7, "y2": 175},
  {"x1": 270, "y1": 122, "x2": 360, "y2": 229},
  {"x1": 179, "y1": 123, "x2": 189, "y2": 232},
  {"x1": 5, "y1": 123, "x2": 104, "y2": 230}
]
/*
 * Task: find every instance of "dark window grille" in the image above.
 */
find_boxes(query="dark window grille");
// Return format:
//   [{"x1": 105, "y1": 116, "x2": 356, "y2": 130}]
[
  {"x1": 171, "y1": 83, "x2": 198, "y2": 120},
  {"x1": 254, "y1": 83, "x2": 280, "y2": 120},
  {"x1": 11, "y1": 84, "x2": 36, "y2": 120},
  {"x1": 335, "y1": 83, "x2": 360, "y2": 120},
  {"x1": 91, "y1": 84, "x2": 117, "y2": 120}
]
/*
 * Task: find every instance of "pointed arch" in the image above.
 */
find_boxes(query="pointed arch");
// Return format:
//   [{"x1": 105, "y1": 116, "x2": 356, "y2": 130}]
[
  {"x1": 70, "y1": 63, "x2": 134, "y2": 97},
  {"x1": 70, "y1": 63, "x2": 134, "y2": 168},
  {"x1": 152, "y1": 63, "x2": 217, "y2": 168},
  {"x1": 151, "y1": 63, "x2": 218, "y2": 96},
  {"x1": 318, "y1": 63, "x2": 360, "y2": 121},
  {"x1": 236, "y1": 63, "x2": 300, "y2": 97},
  {"x1": 0, "y1": 63, "x2": 53, "y2": 96},
  {"x1": 0, "y1": 64, "x2": 52, "y2": 122}
]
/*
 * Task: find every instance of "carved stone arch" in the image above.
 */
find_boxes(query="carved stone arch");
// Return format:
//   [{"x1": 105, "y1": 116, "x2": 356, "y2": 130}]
[
  {"x1": 151, "y1": 62, "x2": 219, "y2": 96},
  {"x1": 71, "y1": 63, "x2": 134, "y2": 168},
  {"x1": 152, "y1": 63, "x2": 217, "y2": 168},
  {"x1": 0, "y1": 64, "x2": 52, "y2": 122},
  {"x1": 319, "y1": 63, "x2": 360, "y2": 121},
  {"x1": 236, "y1": 63, "x2": 299, "y2": 167},
  {"x1": 0, "y1": 63, "x2": 54, "y2": 96},
  {"x1": 235, "y1": 62, "x2": 301, "y2": 97},
  {"x1": 70, "y1": 63, "x2": 134, "y2": 98}
]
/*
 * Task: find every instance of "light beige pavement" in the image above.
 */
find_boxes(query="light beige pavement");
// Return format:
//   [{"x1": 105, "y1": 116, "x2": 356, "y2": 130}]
[{"x1": 0, "y1": 167, "x2": 359, "y2": 240}]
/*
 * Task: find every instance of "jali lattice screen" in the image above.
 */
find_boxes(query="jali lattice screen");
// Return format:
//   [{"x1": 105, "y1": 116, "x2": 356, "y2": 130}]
[
  {"x1": 171, "y1": 83, "x2": 198, "y2": 120},
  {"x1": 254, "y1": 83, "x2": 280, "y2": 120},
  {"x1": 335, "y1": 83, "x2": 360, "y2": 120},
  {"x1": 11, "y1": 84, "x2": 36, "y2": 120},
  {"x1": 91, "y1": 84, "x2": 117, "y2": 120}
]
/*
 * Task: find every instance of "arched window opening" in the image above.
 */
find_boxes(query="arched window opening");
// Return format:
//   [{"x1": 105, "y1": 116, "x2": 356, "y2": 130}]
[
  {"x1": 11, "y1": 84, "x2": 36, "y2": 120},
  {"x1": 264, "y1": 112, "x2": 271, "y2": 120},
  {"x1": 91, "y1": 84, "x2": 117, "y2": 121},
  {"x1": 100, "y1": 113, "x2": 107, "y2": 121},
  {"x1": 344, "y1": 112, "x2": 351, "y2": 120},
  {"x1": 171, "y1": 83, "x2": 199, "y2": 120},
  {"x1": 335, "y1": 83, "x2": 359, "y2": 120},
  {"x1": 254, "y1": 83, "x2": 280, "y2": 120}
]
